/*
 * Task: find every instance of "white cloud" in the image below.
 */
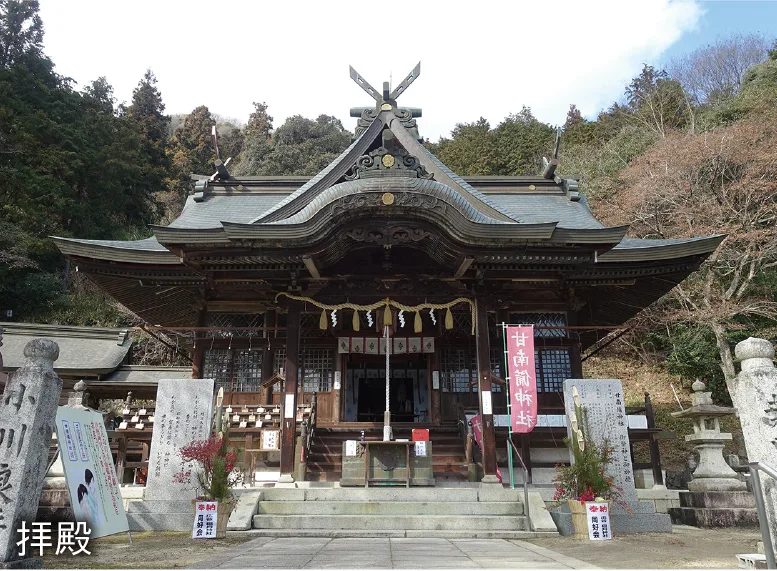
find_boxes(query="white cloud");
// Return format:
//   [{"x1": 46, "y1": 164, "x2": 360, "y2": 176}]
[{"x1": 38, "y1": 0, "x2": 702, "y2": 140}]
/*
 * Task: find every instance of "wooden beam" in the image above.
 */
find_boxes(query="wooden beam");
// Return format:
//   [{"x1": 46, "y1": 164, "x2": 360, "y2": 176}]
[
  {"x1": 454, "y1": 256, "x2": 474, "y2": 279},
  {"x1": 302, "y1": 256, "x2": 320, "y2": 279},
  {"x1": 475, "y1": 297, "x2": 498, "y2": 480},
  {"x1": 280, "y1": 302, "x2": 300, "y2": 479}
]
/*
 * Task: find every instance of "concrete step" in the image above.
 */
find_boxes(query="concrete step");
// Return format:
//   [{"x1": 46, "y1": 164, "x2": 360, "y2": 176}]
[
  {"x1": 252, "y1": 514, "x2": 527, "y2": 531},
  {"x1": 256, "y1": 500, "x2": 523, "y2": 516},
  {"x1": 243, "y1": 529, "x2": 555, "y2": 539},
  {"x1": 260, "y1": 487, "x2": 523, "y2": 502}
]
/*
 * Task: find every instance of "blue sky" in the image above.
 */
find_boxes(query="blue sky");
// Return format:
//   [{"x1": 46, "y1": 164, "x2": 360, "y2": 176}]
[
  {"x1": 659, "y1": 1, "x2": 777, "y2": 66},
  {"x1": 37, "y1": 1, "x2": 777, "y2": 141}
]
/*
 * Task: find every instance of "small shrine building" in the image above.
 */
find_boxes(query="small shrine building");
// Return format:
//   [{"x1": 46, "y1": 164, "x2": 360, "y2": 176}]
[{"x1": 53, "y1": 64, "x2": 723, "y2": 483}]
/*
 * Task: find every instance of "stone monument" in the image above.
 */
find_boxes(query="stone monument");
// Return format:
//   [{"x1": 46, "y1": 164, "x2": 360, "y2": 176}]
[
  {"x1": 668, "y1": 380, "x2": 757, "y2": 527},
  {"x1": 730, "y1": 338, "x2": 777, "y2": 548},
  {"x1": 560, "y1": 379, "x2": 672, "y2": 533},
  {"x1": 126, "y1": 378, "x2": 215, "y2": 531},
  {"x1": 0, "y1": 339, "x2": 63, "y2": 568}
]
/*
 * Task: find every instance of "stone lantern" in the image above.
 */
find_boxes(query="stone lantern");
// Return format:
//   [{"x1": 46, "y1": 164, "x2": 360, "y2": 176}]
[{"x1": 672, "y1": 380, "x2": 745, "y2": 491}]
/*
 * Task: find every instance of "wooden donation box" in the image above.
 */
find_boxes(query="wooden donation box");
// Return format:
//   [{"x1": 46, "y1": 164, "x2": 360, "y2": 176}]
[{"x1": 340, "y1": 440, "x2": 434, "y2": 487}]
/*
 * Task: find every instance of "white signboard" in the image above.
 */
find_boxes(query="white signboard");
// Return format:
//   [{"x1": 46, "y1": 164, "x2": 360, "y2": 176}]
[
  {"x1": 55, "y1": 407, "x2": 130, "y2": 539},
  {"x1": 284, "y1": 394, "x2": 295, "y2": 418},
  {"x1": 192, "y1": 501, "x2": 218, "y2": 539},
  {"x1": 586, "y1": 503, "x2": 613, "y2": 540},
  {"x1": 432, "y1": 371, "x2": 440, "y2": 390},
  {"x1": 334, "y1": 371, "x2": 342, "y2": 390},
  {"x1": 481, "y1": 391, "x2": 493, "y2": 415},
  {"x1": 261, "y1": 430, "x2": 279, "y2": 450},
  {"x1": 414, "y1": 441, "x2": 427, "y2": 457},
  {"x1": 345, "y1": 440, "x2": 358, "y2": 457}
]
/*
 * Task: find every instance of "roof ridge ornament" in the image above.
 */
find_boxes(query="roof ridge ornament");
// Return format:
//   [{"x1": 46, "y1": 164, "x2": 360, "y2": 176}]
[
  {"x1": 344, "y1": 146, "x2": 434, "y2": 181},
  {"x1": 349, "y1": 62, "x2": 423, "y2": 141}
]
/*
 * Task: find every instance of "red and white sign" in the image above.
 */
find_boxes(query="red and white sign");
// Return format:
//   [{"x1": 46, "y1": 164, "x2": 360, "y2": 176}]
[
  {"x1": 470, "y1": 414, "x2": 503, "y2": 483},
  {"x1": 192, "y1": 501, "x2": 218, "y2": 539},
  {"x1": 506, "y1": 325, "x2": 537, "y2": 433},
  {"x1": 586, "y1": 502, "x2": 612, "y2": 540}
]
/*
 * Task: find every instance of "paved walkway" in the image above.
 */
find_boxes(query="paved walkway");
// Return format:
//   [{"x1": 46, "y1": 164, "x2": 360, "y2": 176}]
[{"x1": 189, "y1": 537, "x2": 599, "y2": 569}]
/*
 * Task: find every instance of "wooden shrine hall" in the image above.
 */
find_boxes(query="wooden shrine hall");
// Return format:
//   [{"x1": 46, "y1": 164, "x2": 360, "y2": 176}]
[{"x1": 53, "y1": 63, "x2": 723, "y2": 485}]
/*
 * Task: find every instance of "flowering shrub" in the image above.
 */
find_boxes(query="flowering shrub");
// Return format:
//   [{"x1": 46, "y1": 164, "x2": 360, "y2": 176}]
[{"x1": 172, "y1": 434, "x2": 241, "y2": 502}]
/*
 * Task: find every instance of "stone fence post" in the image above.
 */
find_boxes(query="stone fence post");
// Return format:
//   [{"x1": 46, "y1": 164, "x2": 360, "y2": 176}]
[
  {"x1": 732, "y1": 337, "x2": 777, "y2": 549},
  {"x1": 0, "y1": 339, "x2": 62, "y2": 566}
]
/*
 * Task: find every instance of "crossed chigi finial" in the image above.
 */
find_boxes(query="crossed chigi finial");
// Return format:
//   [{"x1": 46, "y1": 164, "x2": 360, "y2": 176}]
[{"x1": 349, "y1": 62, "x2": 421, "y2": 107}]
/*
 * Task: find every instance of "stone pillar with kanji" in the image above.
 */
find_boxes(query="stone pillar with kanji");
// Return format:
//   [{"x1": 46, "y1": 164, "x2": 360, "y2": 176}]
[
  {"x1": 0, "y1": 339, "x2": 63, "y2": 566},
  {"x1": 731, "y1": 338, "x2": 777, "y2": 549}
]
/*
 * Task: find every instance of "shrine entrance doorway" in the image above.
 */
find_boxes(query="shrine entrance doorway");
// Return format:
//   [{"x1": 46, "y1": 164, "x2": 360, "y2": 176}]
[{"x1": 344, "y1": 354, "x2": 430, "y2": 424}]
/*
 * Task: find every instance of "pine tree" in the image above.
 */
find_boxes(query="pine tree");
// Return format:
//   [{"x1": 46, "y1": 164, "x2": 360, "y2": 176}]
[{"x1": 126, "y1": 69, "x2": 171, "y2": 207}]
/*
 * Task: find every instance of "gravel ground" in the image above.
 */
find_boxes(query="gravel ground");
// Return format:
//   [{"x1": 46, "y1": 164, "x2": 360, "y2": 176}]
[
  {"x1": 37, "y1": 526, "x2": 763, "y2": 569},
  {"x1": 527, "y1": 525, "x2": 763, "y2": 569},
  {"x1": 41, "y1": 531, "x2": 255, "y2": 569}
]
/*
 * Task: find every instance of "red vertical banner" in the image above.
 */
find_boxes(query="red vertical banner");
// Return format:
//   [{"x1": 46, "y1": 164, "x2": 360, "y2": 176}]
[{"x1": 506, "y1": 325, "x2": 537, "y2": 433}]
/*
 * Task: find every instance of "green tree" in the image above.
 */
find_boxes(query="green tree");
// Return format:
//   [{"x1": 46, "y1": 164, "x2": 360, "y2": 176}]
[
  {"x1": 233, "y1": 101, "x2": 273, "y2": 175},
  {"x1": 434, "y1": 118, "x2": 497, "y2": 175},
  {"x1": 491, "y1": 107, "x2": 556, "y2": 175},
  {"x1": 621, "y1": 64, "x2": 692, "y2": 136},
  {"x1": 0, "y1": 0, "x2": 42, "y2": 68},
  {"x1": 126, "y1": 69, "x2": 171, "y2": 202},
  {"x1": 239, "y1": 114, "x2": 351, "y2": 176},
  {"x1": 164, "y1": 105, "x2": 216, "y2": 219},
  {"x1": 434, "y1": 109, "x2": 555, "y2": 176}
]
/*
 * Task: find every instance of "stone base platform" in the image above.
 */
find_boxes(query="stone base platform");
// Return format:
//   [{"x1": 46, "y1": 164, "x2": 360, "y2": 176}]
[
  {"x1": 669, "y1": 491, "x2": 759, "y2": 528},
  {"x1": 126, "y1": 500, "x2": 193, "y2": 531},
  {"x1": 550, "y1": 500, "x2": 672, "y2": 535}
]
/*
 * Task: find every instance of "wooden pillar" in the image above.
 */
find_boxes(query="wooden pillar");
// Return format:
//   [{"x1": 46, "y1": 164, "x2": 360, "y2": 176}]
[
  {"x1": 191, "y1": 308, "x2": 207, "y2": 378},
  {"x1": 332, "y1": 354, "x2": 343, "y2": 423},
  {"x1": 475, "y1": 297, "x2": 498, "y2": 481},
  {"x1": 430, "y1": 352, "x2": 441, "y2": 425},
  {"x1": 567, "y1": 296, "x2": 583, "y2": 378},
  {"x1": 260, "y1": 310, "x2": 275, "y2": 404},
  {"x1": 279, "y1": 303, "x2": 300, "y2": 481}
]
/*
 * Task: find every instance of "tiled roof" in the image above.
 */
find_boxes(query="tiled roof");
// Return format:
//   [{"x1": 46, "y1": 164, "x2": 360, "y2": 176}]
[
  {"x1": 486, "y1": 194, "x2": 605, "y2": 230},
  {"x1": 0, "y1": 322, "x2": 131, "y2": 375},
  {"x1": 169, "y1": 194, "x2": 286, "y2": 229}
]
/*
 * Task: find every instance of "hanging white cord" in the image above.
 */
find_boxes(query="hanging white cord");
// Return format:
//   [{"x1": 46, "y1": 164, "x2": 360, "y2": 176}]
[
  {"x1": 384, "y1": 324, "x2": 391, "y2": 441},
  {"x1": 385, "y1": 325, "x2": 390, "y2": 413}
]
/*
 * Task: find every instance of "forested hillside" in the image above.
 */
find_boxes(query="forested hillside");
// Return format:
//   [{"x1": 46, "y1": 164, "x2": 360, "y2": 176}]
[{"x1": 1, "y1": 1, "x2": 775, "y2": 413}]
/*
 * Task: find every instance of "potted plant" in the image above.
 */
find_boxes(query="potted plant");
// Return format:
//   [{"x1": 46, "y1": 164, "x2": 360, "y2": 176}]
[
  {"x1": 551, "y1": 388, "x2": 628, "y2": 538},
  {"x1": 173, "y1": 430, "x2": 242, "y2": 538}
]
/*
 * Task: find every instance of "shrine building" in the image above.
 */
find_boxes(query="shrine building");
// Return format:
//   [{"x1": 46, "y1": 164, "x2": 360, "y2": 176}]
[{"x1": 52, "y1": 64, "x2": 723, "y2": 484}]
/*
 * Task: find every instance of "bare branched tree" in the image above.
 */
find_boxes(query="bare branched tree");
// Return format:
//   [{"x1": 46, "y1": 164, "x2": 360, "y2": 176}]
[
  {"x1": 593, "y1": 119, "x2": 777, "y2": 381},
  {"x1": 668, "y1": 33, "x2": 771, "y2": 105}
]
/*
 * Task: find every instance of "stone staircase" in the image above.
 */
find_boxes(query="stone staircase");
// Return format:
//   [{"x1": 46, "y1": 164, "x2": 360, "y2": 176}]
[
  {"x1": 251, "y1": 486, "x2": 551, "y2": 538},
  {"x1": 306, "y1": 426, "x2": 468, "y2": 482}
]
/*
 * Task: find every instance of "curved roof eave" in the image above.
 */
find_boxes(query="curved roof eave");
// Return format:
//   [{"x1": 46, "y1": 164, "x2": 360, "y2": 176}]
[
  {"x1": 598, "y1": 235, "x2": 726, "y2": 262},
  {"x1": 52, "y1": 236, "x2": 182, "y2": 265}
]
